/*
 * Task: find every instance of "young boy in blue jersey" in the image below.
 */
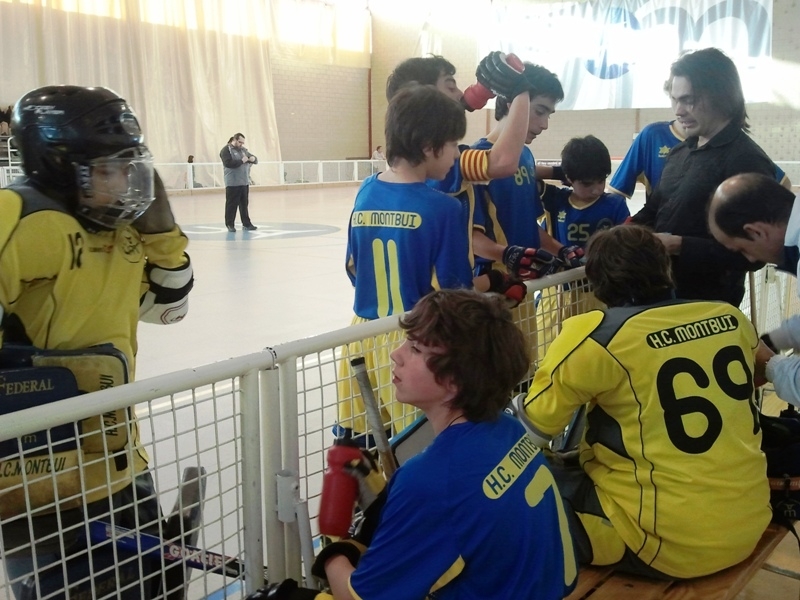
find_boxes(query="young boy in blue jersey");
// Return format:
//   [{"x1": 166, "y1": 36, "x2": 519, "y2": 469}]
[
  {"x1": 336, "y1": 83, "x2": 526, "y2": 445},
  {"x1": 536, "y1": 135, "x2": 630, "y2": 352},
  {"x1": 540, "y1": 135, "x2": 630, "y2": 246},
  {"x1": 385, "y1": 54, "x2": 533, "y2": 187},
  {"x1": 471, "y1": 62, "x2": 583, "y2": 280},
  {"x1": 386, "y1": 54, "x2": 563, "y2": 282},
  {"x1": 346, "y1": 84, "x2": 474, "y2": 319},
  {"x1": 250, "y1": 289, "x2": 577, "y2": 600}
]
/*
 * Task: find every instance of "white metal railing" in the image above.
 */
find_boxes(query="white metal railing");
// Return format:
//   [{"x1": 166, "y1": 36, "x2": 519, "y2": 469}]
[
  {"x1": 3, "y1": 160, "x2": 797, "y2": 193},
  {"x1": 0, "y1": 160, "x2": 386, "y2": 191},
  {"x1": 0, "y1": 267, "x2": 795, "y2": 599},
  {"x1": 155, "y1": 160, "x2": 386, "y2": 191},
  {"x1": 0, "y1": 166, "x2": 23, "y2": 188}
]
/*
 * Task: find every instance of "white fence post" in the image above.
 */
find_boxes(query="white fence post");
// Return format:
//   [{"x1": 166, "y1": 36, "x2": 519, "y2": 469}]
[
  {"x1": 241, "y1": 368, "x2": 265, "y2": 593},
  {"x1": 261, "y1": 365, "x2": 287, "y2": 581},
  {"x1": 279, "y1": 356, "x2": 303, "y2": 580}
]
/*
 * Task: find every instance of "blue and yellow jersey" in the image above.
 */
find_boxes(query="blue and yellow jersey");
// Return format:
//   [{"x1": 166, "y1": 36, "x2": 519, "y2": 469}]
[
  {"x1": 523, "y1": 299, "x2": 771, "y2": 578},
  {"x1": 541, "y1": 186, "x2": 629, "y2": 247},
  {"x1": 608, "y1": 121, "x2": 684, "y2": 198},
  {"x1": 470, "y1": 139, "x2": 543, "y2": 272},
  {"x1": 350, "y1": 414, "x2": 577, "y2": 599},
  {"x1": 346, "y1": 175, "x2": 473, "y2": 320}
]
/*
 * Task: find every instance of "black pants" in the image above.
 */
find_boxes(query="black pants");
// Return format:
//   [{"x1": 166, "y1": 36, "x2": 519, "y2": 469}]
[{"x1": 225, "y1": 185, "x2": 253, "y2": 227}]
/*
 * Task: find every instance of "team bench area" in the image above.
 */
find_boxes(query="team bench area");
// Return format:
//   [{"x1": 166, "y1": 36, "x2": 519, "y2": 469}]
[{"x1": 565, "y1": 523, "x2": 798, "y2": 600}]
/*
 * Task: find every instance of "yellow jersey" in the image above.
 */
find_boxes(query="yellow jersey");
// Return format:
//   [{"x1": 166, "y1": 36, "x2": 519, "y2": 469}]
[{"x1": 523, "y1": 299, "x2": 771, "y2": 578}]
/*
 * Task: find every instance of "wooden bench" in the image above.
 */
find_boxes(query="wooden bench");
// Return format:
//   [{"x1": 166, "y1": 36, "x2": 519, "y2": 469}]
[{"x1": 565, "y1": 523, "x2": 798, "y2": 600}]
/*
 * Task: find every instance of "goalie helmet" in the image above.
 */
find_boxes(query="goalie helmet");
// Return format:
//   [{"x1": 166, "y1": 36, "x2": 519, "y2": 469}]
[{"x1": 10, "y1": 85, "x2": 155, "y2": 230}]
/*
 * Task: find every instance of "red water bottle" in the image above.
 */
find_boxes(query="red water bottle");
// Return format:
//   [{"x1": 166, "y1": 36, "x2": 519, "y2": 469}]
[
  {"x1": 318, "y1": 439, "x2": 363, "y2": 537},
  {"x1": 462, "y1": 52, "x2": 525, "y2": 111}
]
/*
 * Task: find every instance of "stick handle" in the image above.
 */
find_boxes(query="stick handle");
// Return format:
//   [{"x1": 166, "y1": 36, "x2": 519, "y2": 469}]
[{"x1": 350, "y1": 357, "x2": 398, "y2": 477}]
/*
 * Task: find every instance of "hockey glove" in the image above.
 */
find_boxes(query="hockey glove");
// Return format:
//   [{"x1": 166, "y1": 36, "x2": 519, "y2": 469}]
[
  {"x1": 344, "y1": 450, "x2": 387, "y2": 512},
  {"x1": 134, "y1": 170, "x2": 177, "y2": 234},
  {"x1": 245, "y1": 579, "x2": 324, "y2": 600},
  {"x1": 475, "y1": 51, "x2": 529, "y2": 101},
  {"x1": 502, "y1": 245, "x2": 565, "y2": 280},
  {"x1": 343, "y1": 451, "x2": 388, "y2": 547},
  {"x1": 487, "y1": 269, "x2": 527, "y2": 307},
  {"x1": 558, "y1": 245, "x2": 586, "y2": 268}
]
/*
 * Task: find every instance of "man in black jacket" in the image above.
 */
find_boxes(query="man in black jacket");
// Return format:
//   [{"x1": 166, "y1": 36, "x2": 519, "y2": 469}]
[
  {"x1": 631, "y1": 47, "x2": 774, "y2": 306},
  {"x1": 220, "y1": 132, "x2": 258, "y2": 232}
]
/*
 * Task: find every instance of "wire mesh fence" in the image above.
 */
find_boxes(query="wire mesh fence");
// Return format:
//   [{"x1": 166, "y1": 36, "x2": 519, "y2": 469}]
[{"x1": 0, "y1": 267, "x2": 794, "y2": 599}]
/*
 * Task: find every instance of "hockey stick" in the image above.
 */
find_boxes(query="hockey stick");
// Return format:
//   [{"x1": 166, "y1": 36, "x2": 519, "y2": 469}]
[
  {"x1": 350, "y1": 356, "x2": 398, "y2": 477},
  {"x1": 88, "y1": 520, "x2": 268, "y2": 581}
]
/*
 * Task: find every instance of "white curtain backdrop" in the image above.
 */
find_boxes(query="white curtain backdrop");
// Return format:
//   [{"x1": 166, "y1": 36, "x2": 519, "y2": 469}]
[
  {"x1": 0, "y1": 0, "x2": 371, "y2": 166},
  {"x1": 484, "y1": 0, "x2": 773, "y2": 110}
]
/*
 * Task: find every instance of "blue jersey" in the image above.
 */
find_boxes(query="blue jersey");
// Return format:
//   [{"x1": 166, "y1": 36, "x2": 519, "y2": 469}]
[
  {"x1": 541, "y1": 185, "x2": 630, "y2": 247},
  {"x1": 608, "y1": 121, "x2": 684, "y2": 198},
  {"x1": 346, "y1": 174, "x2": 473, "y2": 320},
  {"x1": 471, "y1": 139, "x2": 543, "y2": 270},
  {"x1": 350, "y1": 414, "x2": 577, "y2": 599}
]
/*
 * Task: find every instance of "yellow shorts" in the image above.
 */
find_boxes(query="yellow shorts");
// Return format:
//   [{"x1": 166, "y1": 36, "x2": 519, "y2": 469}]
[{"x1": 336, "y1": 317, "x2": 420, "y2": 436}]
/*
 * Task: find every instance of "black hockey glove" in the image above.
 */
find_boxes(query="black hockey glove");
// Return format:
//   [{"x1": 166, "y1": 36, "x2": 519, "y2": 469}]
[
  {"x1": 475, "y1": 51, "x2": 529, "y2": 101},
  {"x1": 346, "y1": 456, "x2": 388, "y2": 547},
  {"x1": 558, "y1": 245, "x2": 586, "y2": 268},
  {"x1": 487, "y1": 269, "x2": 527, "y2": 307},
  {"x1": 502, "y1": 245, "x2": 565, "y2": 280}
]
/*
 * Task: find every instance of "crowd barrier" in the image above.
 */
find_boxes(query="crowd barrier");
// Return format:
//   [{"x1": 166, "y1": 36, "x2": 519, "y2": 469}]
[
  {"x1": 3, "y1": 161, "x2": 799, "y2": 193},
  {"x1": 0, "y1": 161, "x2": 386, "y2": 191},
  {"x1": 0, "y1": 266, "x2": 796, "y2": 599}
]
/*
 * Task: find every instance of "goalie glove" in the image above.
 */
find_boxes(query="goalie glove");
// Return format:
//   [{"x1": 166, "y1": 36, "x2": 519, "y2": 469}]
[
  {"x1": 558, "y1": 245, "x2": 586, "y2": 268},
  {"x1": 487, "y1": 269, "x2": 527, "y2": 307},
  {"x1": 475, "y1": 51, "x2": 529, "y2": 101},
  {"x1": 502, "y1": 245, "x2": 565, "y2": 280},
  {"x1": 139, "y1": 257, "x2": 194, "y2": 324}
]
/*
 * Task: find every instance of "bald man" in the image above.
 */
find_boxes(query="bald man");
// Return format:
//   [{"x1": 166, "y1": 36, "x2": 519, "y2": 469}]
[{"x1": 708, "y1": 172, "x2": 800, "y2": 406}]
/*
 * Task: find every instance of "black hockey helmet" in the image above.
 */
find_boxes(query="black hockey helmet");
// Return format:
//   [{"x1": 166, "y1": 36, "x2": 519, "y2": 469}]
[{"x1": 10, "y1": 85, "x2": 155, "y2": 229}]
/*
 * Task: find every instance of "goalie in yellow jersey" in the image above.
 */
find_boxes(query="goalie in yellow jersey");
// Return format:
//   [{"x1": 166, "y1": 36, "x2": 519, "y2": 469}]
[
  {"x1": 0, "y1": 85, "x2": 193, "y2": 598},
  {"x1": 520, "y1": 225, "x2": 771, "y2": 580}
]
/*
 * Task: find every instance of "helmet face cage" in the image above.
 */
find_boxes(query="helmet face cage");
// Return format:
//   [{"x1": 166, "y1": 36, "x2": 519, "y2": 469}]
[
  {"x1": 10, "y1": 86, "x2": 151, "y2": 227},
  {"x1": 75, "y1": 147, "x2": 155, "y2": 230}
]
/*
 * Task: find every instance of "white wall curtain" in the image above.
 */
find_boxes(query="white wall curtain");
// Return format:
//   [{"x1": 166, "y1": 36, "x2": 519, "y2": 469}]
[{"x1": 0, "y1": 0, "x2": 370, "y2": 166}]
